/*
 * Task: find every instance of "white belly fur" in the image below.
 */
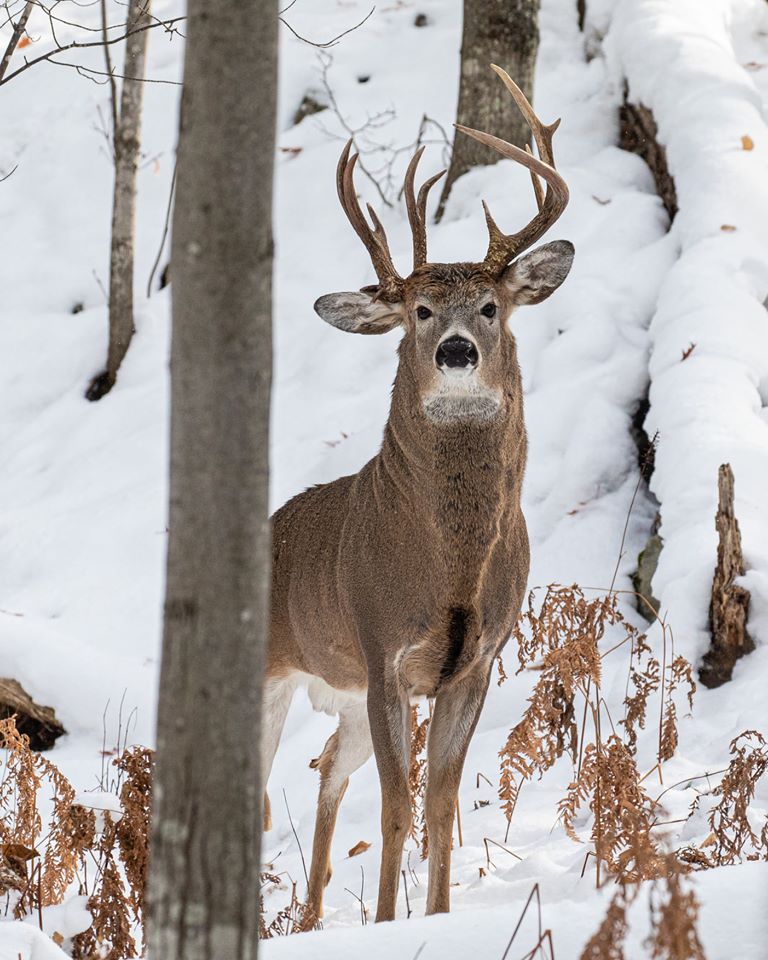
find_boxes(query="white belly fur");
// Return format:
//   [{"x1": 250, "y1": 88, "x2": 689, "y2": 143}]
[{"x1": 294, "y1": 672, "x2": 367, "y2": 716}]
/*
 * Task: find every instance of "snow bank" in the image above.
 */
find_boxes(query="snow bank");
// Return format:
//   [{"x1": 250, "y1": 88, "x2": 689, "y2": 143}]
[{"x1": 605, "y1": 0, "x2": 768, "y2": 677}]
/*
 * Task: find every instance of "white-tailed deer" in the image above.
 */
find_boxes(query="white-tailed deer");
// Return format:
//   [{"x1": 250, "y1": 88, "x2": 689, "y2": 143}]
[{"x1": 264, "y1": 66, "x2": 573, "y2": 921}]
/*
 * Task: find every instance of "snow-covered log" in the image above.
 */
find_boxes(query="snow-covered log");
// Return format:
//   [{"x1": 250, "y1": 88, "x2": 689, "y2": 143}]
[{"x1": 606, "y1": 0, "x2": 768, "y2": 674}]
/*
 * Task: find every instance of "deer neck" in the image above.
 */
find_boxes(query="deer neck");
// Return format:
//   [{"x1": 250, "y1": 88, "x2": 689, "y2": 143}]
[{"x1": 375, "y1": 359, "x2": 526, "y2": 597}]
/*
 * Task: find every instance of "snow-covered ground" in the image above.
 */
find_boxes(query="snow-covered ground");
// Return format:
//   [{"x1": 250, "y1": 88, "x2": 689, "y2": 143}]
[{"x1": 2, "y1": 0, "x2": 768, "y2": 956}]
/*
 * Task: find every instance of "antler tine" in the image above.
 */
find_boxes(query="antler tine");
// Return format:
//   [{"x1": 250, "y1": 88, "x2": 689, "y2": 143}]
[
  {"x1": 524, "y1": 143, "x2": 545, "y2": 211},
  {"x1": 404, "y1": 146, "x2": 446, "y2": 268},
  {"x1": 489, "y1": 63, "x2": 560, "y2": 168},
  {"x1": 456, "y1": 65, "x2": 569, "y2": 274},
  {"x1": 335, "y1": 139, "x2": 404, "y2": 300}
]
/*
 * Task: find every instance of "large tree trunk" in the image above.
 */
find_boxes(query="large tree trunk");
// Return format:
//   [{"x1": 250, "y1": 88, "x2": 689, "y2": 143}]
[
  {"x1": 436, "y1": 0, "x2": 540, "y2": 220},
  {"x1": 146, "y1": 0, "x2": 277, "y2": 957},
  {"x1": 86, "y1": 0, "x2": 150, "y2": 401}
]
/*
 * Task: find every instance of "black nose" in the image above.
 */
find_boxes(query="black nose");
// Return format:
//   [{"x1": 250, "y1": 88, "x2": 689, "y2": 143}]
[{"x1": 435, "y1": 335, "x2": 479, "y2": 369}]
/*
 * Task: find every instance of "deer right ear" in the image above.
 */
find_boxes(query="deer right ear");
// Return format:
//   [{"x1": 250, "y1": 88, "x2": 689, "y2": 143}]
[{"x1": 314, "y1": 291, "x2": 404, "y2": 335}]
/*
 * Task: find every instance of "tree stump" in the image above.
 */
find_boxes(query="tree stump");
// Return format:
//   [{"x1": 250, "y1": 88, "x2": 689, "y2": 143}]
[
  {"x1": 699, "y1": 464, "x2": 754, "y2": 688},
  {"x1": 0, "y1": 678, "x2": 66, "y2": 750}
]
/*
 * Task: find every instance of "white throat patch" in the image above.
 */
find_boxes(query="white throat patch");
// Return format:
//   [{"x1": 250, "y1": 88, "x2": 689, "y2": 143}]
[{"x1": 422, "y1": 370, "x2": 502, "y2": 424}]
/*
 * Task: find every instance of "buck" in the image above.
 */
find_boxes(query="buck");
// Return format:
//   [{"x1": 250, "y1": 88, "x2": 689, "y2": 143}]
[{"x1": 264, "y1": 66, "x2": 573, "y2": 922}]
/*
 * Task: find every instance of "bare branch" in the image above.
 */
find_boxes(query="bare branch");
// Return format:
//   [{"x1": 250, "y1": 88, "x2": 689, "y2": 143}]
[
  {"x1": 279, "y1": 5, "x2": 374, "y2": 49},
  {"x1": 0, "y1": 11, "x2": 184, "y2": 86}
]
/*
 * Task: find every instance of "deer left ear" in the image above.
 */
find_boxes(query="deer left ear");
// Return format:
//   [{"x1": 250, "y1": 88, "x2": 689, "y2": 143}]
[
  {"x1": 314, "y1": 290, "x2": 405, "y2": 335},
  {"x1": 501, "y1": 240, "x2": 575, "y2": 305}
]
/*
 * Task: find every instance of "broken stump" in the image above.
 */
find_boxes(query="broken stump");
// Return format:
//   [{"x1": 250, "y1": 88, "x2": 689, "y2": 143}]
[
  {"x1": 0, "y1": 678, "x2": 66, "y2": 750},
  {"x1": 699, "y1": 464, "x2": 754, "y2": 688}
]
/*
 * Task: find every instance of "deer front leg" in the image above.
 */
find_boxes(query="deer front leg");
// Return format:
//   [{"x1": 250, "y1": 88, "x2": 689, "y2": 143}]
[
  {"x1": 367, "y1": 674, "x2": 411, "y2": 922},
  {"x1": 425, "y1": 663, "x2": 491, "y2": 915},
  {"x1": 307, "y1": 702, "x2": 373, "y2": 919}
]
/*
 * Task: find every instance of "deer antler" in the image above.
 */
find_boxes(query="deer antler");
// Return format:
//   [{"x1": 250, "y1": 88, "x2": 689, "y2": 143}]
[
  {"x1": 336, "y1": 140, "x2": 404, "y2": 302},
  {"x1": 335, "y1": 140, "x2": 447, "y2": 296},
  {"x1": 403, "y1": 147, "x2": 445, "y2": 269},
  {"x1": 455, "y1": 64, "x2": 569, "y2": 275}
]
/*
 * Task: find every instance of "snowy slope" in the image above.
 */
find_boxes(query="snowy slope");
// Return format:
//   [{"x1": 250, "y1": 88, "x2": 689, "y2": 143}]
[{"x1": 1, "y1": 0, "x2": 768, "y2": 956}]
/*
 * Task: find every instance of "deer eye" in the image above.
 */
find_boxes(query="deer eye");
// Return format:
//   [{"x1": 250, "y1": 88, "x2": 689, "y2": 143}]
[
  {"x1": 480, "y1": 302, "x2": 497, "y2": 319},
  {"x1": 416, "y1": 305, "x2": 432, "y2": 320}
]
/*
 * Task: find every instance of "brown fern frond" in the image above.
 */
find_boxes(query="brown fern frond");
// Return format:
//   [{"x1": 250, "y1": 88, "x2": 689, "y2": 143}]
[
  {"x1": 408, "y1": 705, "x2": 430, "y2": 859},
  {"x1": 704, "y1": 730, "x2": 768, "y2": 865},
  {"x1": 646, "y1": 868, "x2": 706, "y2": 960}
]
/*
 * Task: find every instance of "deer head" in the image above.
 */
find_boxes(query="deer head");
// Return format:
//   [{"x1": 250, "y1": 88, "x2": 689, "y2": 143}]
[{"x1": 314, "y1": 65, "x2": 574, "y2": 424}]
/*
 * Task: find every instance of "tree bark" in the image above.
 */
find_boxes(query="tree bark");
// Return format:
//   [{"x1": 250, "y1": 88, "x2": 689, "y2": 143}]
[
  {"x1": 700, "y1": 464, "x2": 754, "y2": 688},
  {"x1": 86, "y1": 0, "x2": 151, "y2": 400},
  {"x1": 145, "y1": 1, "x2": 277, "y2": 957},
  {"x1": 436, "y1": 0, "x2": 540, "y2": 220}
]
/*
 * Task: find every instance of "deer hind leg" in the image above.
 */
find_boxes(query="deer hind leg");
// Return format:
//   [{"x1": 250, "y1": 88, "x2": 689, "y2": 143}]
[
  {"x1": 307, "y1": 700, "x2": 372, "y2": 919},
  {"x1": 368, "y1": 678, "x2": 412, "y2": 922},
  {"x1": 261, "y1": 676, "x2": 296, "y2": 831},
  {"x1": 424, "y1": 663, "x2": 491, "y2": 915}
]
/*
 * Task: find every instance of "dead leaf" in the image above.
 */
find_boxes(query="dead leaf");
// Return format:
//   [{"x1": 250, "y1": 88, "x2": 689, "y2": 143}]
[
  {"x1": 701, "y1": 832, "x2": 717, "y2": 848},
  {"x1": 348, "y1": 840, "x2": 371, "y2": 858},
  {"x1": 18, "y1": 34, "x2": 32, "y2": 49},
  {"x1": 1, "y1": 843, "x2": 38, "y2": 862},
  {"x1": 52, "y1": 933, "x2": 64, "y2": 946},
  {"x1": 720, "y1": 224, "x2": 737, "y2": 232},
  {"x1": 741, "y1": 135, "x2": 754, "y2": 151}
]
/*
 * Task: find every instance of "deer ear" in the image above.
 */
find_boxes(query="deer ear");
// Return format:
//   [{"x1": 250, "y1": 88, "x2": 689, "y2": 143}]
[
  {"x1": 501, "y1": 240, "x2": 575, "y2": 305},
  {"x1": 314, "y1": 290, "x2": 405, "y2": 335}
]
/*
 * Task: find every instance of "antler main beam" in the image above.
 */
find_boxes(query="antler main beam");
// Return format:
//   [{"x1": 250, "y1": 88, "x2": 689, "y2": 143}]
[
  {"x1": 456, "y1": 64, "x2": 569, "y2": 275},
  {"x1": 336, "y1": 140, "x2": 404, "y2": 301}
]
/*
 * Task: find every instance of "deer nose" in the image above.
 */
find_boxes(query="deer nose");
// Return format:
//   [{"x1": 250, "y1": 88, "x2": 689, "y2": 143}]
[{"x1": 435, "y1": 335, "x2": 479, "y2": 369}]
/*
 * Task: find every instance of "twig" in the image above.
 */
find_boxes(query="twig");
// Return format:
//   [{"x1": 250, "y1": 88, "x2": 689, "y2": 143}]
[
  {"x1": 484, "y1": 836, "x2": 523, "y2": 871},
  {"x1": 280, "y1": 5, "x2": 374, "y2": 49},
  {"x1": 401, "y1": 869, "x2": 411, "y2": 918},
  {"x1": 317, "y1": 51, "x2": 394, "y2": 207},
  {"x1": 282, "y1": 789, "x2": 309, "y2": 888},
  {"x1": 99, "y1": 0, "x2": 117, "y2": 146},
  {"x1": 344, "y1": 865, "x2": 367, "y2": 925},
  {"x1": 146, "y1": 156, "x2": 176, "y2": 297},
  {"x1": 499, "y1": 883, "x2": 544, "y2": 960}
]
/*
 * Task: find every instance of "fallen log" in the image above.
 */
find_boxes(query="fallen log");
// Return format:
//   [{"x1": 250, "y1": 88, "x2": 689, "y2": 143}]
[{"x1": 0, "y1": 678, "x2": 66, "y2": 750}]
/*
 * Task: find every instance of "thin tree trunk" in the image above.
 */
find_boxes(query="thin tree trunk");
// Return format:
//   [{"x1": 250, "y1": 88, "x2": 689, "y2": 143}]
[
  {"x1": 436, "y1": 0, "x2": 540, "y2": 221},
  {"x1": 87, "y1": 0, "x2": 151, "y2": 400},
  {"x1": 0, "y1": 0, "x2": 34, "y2": 84},
  {"x1": 146, "y1": 0, "x2": 277, "y2": 957}
]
